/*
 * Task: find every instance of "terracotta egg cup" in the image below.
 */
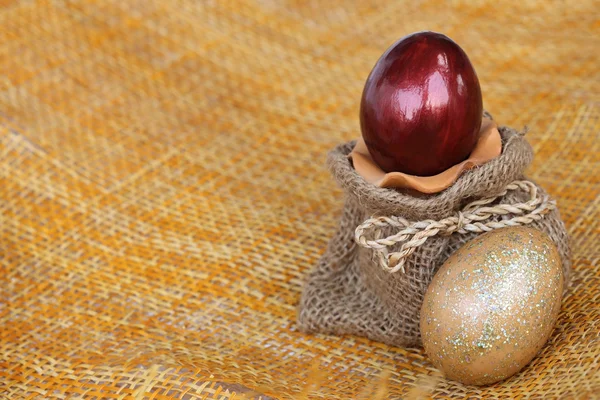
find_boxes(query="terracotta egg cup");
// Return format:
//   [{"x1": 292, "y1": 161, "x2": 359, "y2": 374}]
[{"x1": 349, "y1": 117, "x2": 502, "y2": 194}]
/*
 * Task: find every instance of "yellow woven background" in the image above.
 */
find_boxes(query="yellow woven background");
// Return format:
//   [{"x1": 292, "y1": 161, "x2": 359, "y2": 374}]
[{"x1": 1, "y1": 1, "x2": 599, "y2": 398}]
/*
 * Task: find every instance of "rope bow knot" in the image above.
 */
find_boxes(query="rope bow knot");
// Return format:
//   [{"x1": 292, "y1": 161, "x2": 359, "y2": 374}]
[{"x1": 354, "y1": 180, "x2": 555, "y2": 273}]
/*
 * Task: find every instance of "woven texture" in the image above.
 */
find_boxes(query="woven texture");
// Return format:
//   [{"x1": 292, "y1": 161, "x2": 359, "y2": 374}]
[
  {"x1": 0, "y1": 1, "x2": 598, "y2": 399},
  {"x1": 298, "y1": 126, "x2": 572, "y2": 348}
]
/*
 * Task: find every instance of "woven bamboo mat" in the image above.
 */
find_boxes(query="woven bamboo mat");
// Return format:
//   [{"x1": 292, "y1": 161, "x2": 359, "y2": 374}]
[{"x1": 1, "y1": 1, "x2": 599, "y2": 399}]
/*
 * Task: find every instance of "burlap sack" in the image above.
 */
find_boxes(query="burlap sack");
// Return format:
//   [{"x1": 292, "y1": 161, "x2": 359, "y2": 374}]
[{"x1": 297, "y1": 125, "x2": 571, "y2": 347}]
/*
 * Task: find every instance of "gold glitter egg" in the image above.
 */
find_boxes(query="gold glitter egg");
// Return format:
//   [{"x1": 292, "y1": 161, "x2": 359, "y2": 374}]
[{"x1": 420, "y1": 226, "x2": 563, "y2": 386}]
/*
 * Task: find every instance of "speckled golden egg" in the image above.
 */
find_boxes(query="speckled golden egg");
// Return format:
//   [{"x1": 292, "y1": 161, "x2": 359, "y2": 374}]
[{"x1": 420, "y1": 226, "x2": 563, "y2": 386}]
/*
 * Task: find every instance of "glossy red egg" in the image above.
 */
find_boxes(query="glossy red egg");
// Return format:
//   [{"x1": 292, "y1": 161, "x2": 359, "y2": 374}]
[{"x1": 360, "y1": 31, "x2": 483, "y2": 176}]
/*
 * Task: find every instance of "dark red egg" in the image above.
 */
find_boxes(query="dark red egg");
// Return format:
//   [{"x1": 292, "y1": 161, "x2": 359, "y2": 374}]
[{"x1": 360, "y1": 31, "x2": 483, "y2": 176}]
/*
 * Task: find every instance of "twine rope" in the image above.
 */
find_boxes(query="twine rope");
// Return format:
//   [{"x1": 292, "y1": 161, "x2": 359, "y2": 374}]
[{"x1": 354, "y1": 180, "x2": 556, "y2": 273}]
